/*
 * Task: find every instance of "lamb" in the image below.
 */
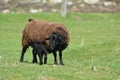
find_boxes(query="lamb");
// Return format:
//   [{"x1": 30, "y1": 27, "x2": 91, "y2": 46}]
[
  {"x1": 20, "y1": 19, "x2": 70, "y2": 65},
  {"x1": 30, "y1": 41, "x2": 48, "y2": 65}
]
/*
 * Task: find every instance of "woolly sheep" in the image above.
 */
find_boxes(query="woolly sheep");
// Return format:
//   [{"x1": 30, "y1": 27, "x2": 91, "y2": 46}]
[{"x1": 20, "y1": 19, "x2": 70, "y2": 65}]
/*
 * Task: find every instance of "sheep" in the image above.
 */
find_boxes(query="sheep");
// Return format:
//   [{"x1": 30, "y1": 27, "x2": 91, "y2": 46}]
[
  {"x1": 30, "y1": 41, "x2": 48, "y2": 65},
  {"x1": 20, "y1": 19, "x2": 70, "y2": 65}
]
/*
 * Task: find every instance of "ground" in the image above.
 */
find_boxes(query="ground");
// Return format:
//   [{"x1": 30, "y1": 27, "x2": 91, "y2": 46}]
[{"x1": 0, "y1": 13, "x2": 120, "y2": 80}]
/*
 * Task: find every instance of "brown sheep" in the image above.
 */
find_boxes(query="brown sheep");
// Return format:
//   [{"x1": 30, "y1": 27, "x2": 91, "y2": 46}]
[{"x1": 20, "y1": 19, "x2": 70, "y2": 65}]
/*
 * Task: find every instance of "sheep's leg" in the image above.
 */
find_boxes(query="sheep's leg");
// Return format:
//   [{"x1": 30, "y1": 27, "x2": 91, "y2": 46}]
[
  {"x1": 43, "y1": 48, "x2": 47, "y2": 64},
  {"x1": 53, "y1": 52, "x2": 58, "y2": 65},
  {"x1": 59, "y1": 51, "x2": 64, "y2": 65},
  {"x1": 38, "y1": 53, "x2": 43, "y2": 65},
  {"x1": 32, "y1": 50, "x2": 38, "y2": 63},
  {"x1": 44, "y1": 54, "x2": 47, "y2": 64},
  {"x1": 20, "y1": 47, "x2": 27, "y2": 62}
]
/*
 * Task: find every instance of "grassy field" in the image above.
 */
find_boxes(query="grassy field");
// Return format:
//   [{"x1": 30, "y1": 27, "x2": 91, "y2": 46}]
[{"x1": 0, "y1": 13, "x2": 120, "y2": 80}]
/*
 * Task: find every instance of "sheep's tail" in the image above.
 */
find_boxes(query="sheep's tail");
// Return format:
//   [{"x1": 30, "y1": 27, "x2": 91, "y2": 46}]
[{"x1": 28, "y1": 18, "x2": 34, "y2": 22}]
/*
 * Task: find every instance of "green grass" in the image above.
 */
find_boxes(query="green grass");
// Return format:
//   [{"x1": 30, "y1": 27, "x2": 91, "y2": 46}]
[{"x1": 0, "y1": 12, "x2": 120, "y2": 80}]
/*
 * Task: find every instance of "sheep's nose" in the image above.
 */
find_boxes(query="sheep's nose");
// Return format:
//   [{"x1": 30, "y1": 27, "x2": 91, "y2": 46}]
[
  {"x1": 49, "y1": 45, "x2": 54, "y2": 51},
  {"x1": 51, "y1": 47, "x2": 54, "y2": 50}
]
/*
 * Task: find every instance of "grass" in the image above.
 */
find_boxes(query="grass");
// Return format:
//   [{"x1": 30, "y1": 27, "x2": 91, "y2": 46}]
[{"x1": 0, "y1": 12, "x2": 120, "y2": 80}]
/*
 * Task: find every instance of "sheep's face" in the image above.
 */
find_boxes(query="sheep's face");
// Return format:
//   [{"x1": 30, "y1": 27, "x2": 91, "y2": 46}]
[{"x1": 48, "y1": 33, "x2": 61, "y2": 51}]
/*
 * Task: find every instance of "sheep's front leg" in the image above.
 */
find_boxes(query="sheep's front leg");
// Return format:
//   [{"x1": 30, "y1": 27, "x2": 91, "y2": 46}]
[
  {"x1": 32, "y1": 49, "x2": 38, "y2": 63},
  {"x1": 38, "y1": 53, "x2": 43, "y2": 65},
  {"x1": 53, "y1": 52, "x2": 58, "y2": 65},
  {"x1": 44, "y1": 54, "x2": 47, "y2": 64},
  {"x1": 59, "y1": 51, "x2": 64, "y2": 65},
  {"x1": 43, "y1": 49, "x2": 48, "y2": 64}
]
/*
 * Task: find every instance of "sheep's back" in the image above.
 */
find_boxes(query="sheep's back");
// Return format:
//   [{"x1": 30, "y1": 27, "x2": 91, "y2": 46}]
[
  {"x1": 22, "y1": 20, "x2": 69, "y2": 47},
  {"x1": 23, "y1": 20, "x2": 53, "y2": 41}
]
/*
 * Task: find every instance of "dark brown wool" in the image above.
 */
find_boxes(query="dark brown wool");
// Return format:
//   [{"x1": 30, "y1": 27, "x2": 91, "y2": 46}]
[{"x1": 22, "y1": 19, "x2": 69, "y2": 48}]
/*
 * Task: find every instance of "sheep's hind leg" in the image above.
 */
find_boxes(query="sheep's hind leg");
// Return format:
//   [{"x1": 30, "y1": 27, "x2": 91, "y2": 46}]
[
  {"x1": 59, "y1": 51, "x2": 64, "y2": 65},
  {"x1": 20, "y1": 47, "x2": 27, "y2": 62}
]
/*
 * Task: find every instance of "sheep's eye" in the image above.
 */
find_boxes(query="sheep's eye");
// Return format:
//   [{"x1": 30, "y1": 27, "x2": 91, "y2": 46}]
[
  {"x1": 53, "y1": 40, "x2": 56, "y2": 43},
  {"x1": 52, "y1": 36, "x2": 56, "y2": 40},
  {"x1": 52, "y1": 38, "x2": 55, "y2": 41}
]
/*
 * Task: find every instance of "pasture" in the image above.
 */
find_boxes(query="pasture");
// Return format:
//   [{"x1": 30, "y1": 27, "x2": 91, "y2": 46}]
[{"x1": 0, "y1": 13, "x2": 120, "y2": 80}]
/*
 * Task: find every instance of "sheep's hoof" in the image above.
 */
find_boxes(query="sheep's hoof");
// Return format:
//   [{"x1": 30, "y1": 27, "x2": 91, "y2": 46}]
[
  {"x1": 39, "y1": 62, "x2": 43, "y2": 65},
  {"x1": 32, "y1": 61, "x2": 38, "y2": 63},
  {"x1": 32, "y1": 60, "x2": 38, "y2": 63},
  {"x1": 20, "y1": 59, "x2": 23, "y2": 62},
  {"x1": 33, "y1": 62, "x2": 38, "y2": 64},
  {"x1": 54, "y1": 62, "x2": 58, "y2": 65},
  {"x1": 44, "y1": 62, "x2": 47, "y2": 64},
  {"x1": 60, "y1": 63, "x2": 64, "y2": 65}
]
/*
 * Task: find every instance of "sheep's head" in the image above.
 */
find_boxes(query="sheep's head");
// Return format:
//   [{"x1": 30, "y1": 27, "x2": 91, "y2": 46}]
[{"x1": 46, "y1": 32, "x2": 62, "y2": 51}]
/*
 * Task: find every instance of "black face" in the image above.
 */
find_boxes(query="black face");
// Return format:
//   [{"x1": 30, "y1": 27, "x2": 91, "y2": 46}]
[
  {"x1": 47, "y1": 32, "x2": 68, "y2": 52},
  {"x1": 48, "y1": 33, "x2": 60, "y2": 51}
]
